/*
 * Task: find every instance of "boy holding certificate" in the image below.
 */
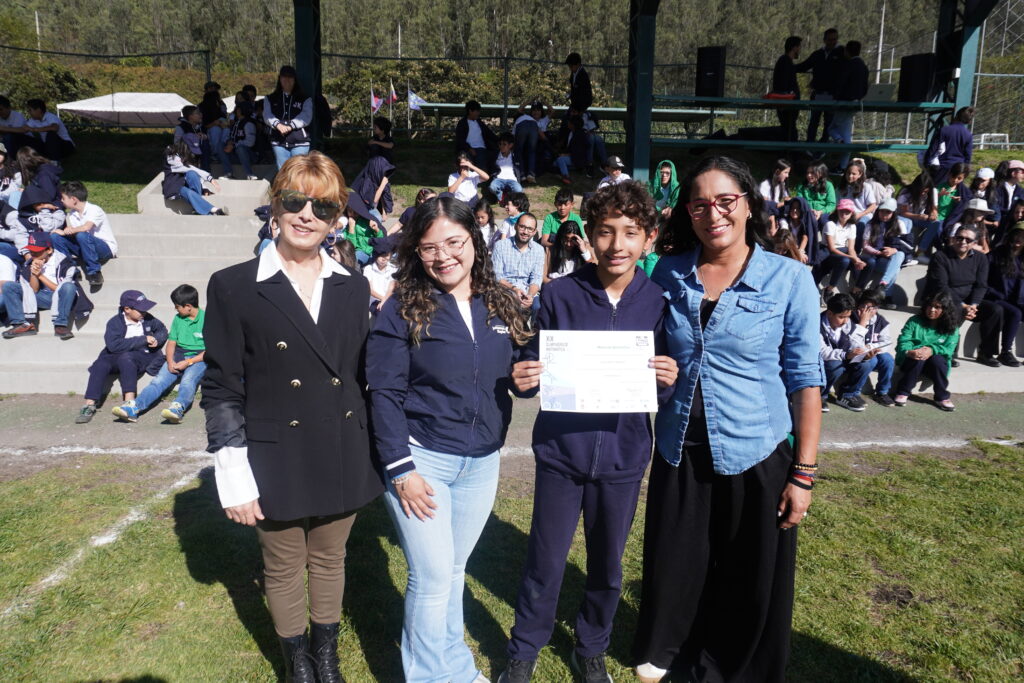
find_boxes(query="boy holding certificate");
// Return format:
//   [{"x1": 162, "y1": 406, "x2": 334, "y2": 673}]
[{"x1": 499, "y1": 182, "x2": 678, "y2": 683}]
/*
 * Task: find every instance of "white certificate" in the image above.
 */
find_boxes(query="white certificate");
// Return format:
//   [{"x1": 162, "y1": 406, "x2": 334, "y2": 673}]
[{"x1": 539, "y1": 330, "x2": 657, "y2": 413}]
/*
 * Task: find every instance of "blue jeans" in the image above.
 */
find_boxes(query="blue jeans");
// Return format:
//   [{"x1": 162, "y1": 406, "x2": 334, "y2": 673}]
[
  {"x1": 355, "y1": 250, "x2": 371, "y2": 267},
  {"x1": 828, "y1": 111, "x2": 855, "y2": 169},
  {"x1": 382, "y1": 444, "x2": 500, "y2": 683},
  {"x1": 857, "y1": 249, "x2": 905, "y2": 293},
  {"x1": 556, "y1": 155, "x2": 576, "y2": 177},
  {"x1": 514, "y1": 120, "x2": 539, "y2": 177},
  {"x1": 587, "y1": 133, "x2": 608, "y2": 167},
  {"x1": 231, "y1": 144, "x2": 255, "y2": 177},
  {"x1": 490, "y1": 177, "x2": 523, "y2": 201},
  {"x1": 860, "y1": 352, "x2": 895, "y2": 395},
  {"x1": 272, "y1": 144, "x2": 311, "y2": 169},
  {"x1": 135, "y1": 359, "x2": 207, "y2": 411},
  {"x1": 816, "y1": 246, "x2": 853, "y2": 288},
  {"x1": 178, "y1": 171, "x2": 215, "y2": 215},
  {"x1": 823, "y1": 358, "x2": 872, "y2": 400},
  {"x1": 0, "y1": 279, "x2": 25, "y2": 325},
  {"x1": 34, "y1": 282, "x2": 76, "y2": 327},
  {"x1": 905, "y1": 216, "x2": 943, "y2": 255},
  {"x1": 51, "y1": 232, "x2": 113, "y2": 275},
  {"x1": 209, "y1": 126, "x2": 232, "y2": 176}
]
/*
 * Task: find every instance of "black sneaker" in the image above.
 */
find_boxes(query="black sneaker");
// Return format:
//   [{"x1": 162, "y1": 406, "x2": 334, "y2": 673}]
[
  {"x1": 75, "y1": 405, "x2": 97, "y2": 424},
  {"x1": 835, "y1": 395, "x2": 867, "y2": 412},
  {"x1": 874, "y1": 393, "x2": 896, "y2": 407},
  {"x1": 997, "y1": 351, "x2": 1021, "y2": 367},
  {"x1": 951, "y1": 358, "x2": 960, "y2": 368},
  {"x1": 570, "y1": 651, "x2": 612, "y2": 683},
  {"x1": 977, "y1": 354, "x2": 1001, "y2": 367},
  {"x1": 881, "y1": 297, "x2": 897, "y2": 310},
  {"x1": 497, "y1": 659, "x2": 537, "y2": 683},
  {"x1": 86, "y1": 271, "x2": 104, "y2": 286},
  {"x1": 820, "y1": 398, "x2": 831, "y2": 413}
]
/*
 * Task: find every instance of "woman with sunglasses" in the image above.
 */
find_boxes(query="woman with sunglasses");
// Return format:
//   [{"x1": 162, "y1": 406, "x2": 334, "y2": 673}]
[
  {"x1": 367, "y1": 196, "x2": 532, "y2": 683},
  {"x1": 633, "y1": 156, "x2": 823, "y2": 683},
  {"x1": 202, "y1": 152, "x2": 383, "y2": 683}
]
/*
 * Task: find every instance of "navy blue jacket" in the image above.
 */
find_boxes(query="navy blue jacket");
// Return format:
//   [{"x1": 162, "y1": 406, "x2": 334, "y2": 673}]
[
  {"x1": 367, "y1": 291, "x2": 517, "y2": 478},
  {"x1": 519, "y1": 265, "x2": 672, "y2": 483},
  {"x1": 985, "y1": 253, "x2": 1024, "y2": 307},
  {"x1": 18, "y1": 162, "x2": 63, "y2": 216},
  {"x1": 455, "y1": 116, "x2": 498, "y2": 154},
  {"x1": 350, "y1": 156, "x2": 395, "y2": 215},
  {"x1": 797, "y1": 45, "x2": 843, "y2": 93},
  {"x1": 834, "y1": 57, "x2": 869, "y2": 101},
  {"x1": 98, "y1": 310, "x2": 168, "y2": 375},
  {"x1": 933, "y1": 122, "x2": 973, "y2": 169}
]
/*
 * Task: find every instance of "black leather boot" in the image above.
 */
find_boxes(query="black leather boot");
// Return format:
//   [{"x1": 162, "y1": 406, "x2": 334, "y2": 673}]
[
  {"x1": 279, "y1": 632, "x2": 317, "y2": 683},
  {"x1": 310, "y1": 621, "x2": 345, "y2": 683}
]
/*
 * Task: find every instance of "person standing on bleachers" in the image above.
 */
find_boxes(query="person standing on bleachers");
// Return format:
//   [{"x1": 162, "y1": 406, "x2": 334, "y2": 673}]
[
  {"x1": 771, "y1": 36, "x2": 810, "y2": 141},
  {"x1": 827, "y1": 41, "x2": 869, "y2": 170},
  {"x1": 565, "y1": 53, "x2": 593, "y2": 114},
  {"x1": 455, "y1": 100, "x2": 498, "y2": 175},
  {"x1": 263, "y1": 65, "x2": 313, "y2": 170},
  {"x1": 927, "y1": 107, "x2": 975, "y2": 186},
  {"x1": 798, "y1": 28, "x2": 842, "y2": 144}
]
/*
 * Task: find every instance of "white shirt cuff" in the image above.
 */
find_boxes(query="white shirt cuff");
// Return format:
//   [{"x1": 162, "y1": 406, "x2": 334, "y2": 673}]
[{"x1": 213, "y1": 445, "x2": 260, "y2": 508}]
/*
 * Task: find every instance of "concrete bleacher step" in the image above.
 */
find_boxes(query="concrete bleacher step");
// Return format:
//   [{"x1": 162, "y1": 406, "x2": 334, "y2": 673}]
[{"x1": 137, "y1": 172, "x2": 272, "y2": 217}]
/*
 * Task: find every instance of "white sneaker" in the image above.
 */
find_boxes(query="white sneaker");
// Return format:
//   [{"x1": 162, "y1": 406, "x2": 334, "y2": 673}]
[
  {"x1": 246, "y1": 175, "x2": 259, "y2": 181},
  {"x1": 902, "y1": 258, "x2": 919, "y2": 268},
  {"x1": 636, "y1": 662, "x2": 668, "y2": 682}
]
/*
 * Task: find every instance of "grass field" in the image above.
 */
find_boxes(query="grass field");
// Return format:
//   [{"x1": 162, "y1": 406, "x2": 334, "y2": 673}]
[{"x1": 1, "y1": 437, "x2": 1021, "y2": 682}]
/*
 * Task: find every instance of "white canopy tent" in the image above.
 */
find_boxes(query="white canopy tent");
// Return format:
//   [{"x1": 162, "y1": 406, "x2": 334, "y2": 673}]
[{"x1": 57, "y1": 92, "x2": 193, "y2": 127}]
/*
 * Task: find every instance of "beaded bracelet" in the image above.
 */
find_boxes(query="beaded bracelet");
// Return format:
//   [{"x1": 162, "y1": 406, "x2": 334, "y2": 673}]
[
  {"x1": 793, "y1": 462, "x2": 819, "y2": 471},
  {"x1": 391, "y1": 473, "x2": 413, "y2": 487}
]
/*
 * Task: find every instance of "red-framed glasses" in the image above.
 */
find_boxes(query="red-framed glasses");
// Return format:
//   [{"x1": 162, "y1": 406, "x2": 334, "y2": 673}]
[{"x1": 685, "y1": 193, "x2": 748, "y2": 220}]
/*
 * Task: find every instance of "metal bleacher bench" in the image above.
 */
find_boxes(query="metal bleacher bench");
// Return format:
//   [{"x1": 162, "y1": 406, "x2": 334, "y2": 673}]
[{"x1": 650, "y1": 95, "x2": 954, "y2": 153}]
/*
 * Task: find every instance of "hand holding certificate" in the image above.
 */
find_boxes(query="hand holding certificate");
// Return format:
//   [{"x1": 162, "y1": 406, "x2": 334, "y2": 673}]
[{"x1": 537, "y1": 330, "x2": 659, "y2": 413}]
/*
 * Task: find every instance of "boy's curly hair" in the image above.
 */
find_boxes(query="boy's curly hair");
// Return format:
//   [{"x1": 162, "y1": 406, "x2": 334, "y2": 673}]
[{"x1": 584, "y1": 181, "x2": 657, "y2": 235}]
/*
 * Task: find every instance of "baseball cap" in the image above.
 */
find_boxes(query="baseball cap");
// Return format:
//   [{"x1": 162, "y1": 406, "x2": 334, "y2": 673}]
[
  {"x1": 878, "y1": 198, "x2": 898, "y2": 212},
  {"x1": 977, "y1": 167, "x2": 995, "y2": 180},
  {"x1": 0, "y1": 142, "x2": 7, "y2": 154},
  {"x1": 836, "y1": 198, "x2": 856, "y2": 212},
  {"x1": 25, "y1": 232, "x2": 53, "y2": 252},
  {"x1": 119, "y1": 290, "x2": 157, "y2": 312},
  {"x1": 605, "y1": 155, "x2": 626, "y2": 170}
]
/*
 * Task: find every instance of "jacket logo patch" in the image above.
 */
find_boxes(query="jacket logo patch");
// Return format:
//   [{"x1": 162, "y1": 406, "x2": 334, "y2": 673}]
[{"x1": 492, "y1": 324, "x2": 509, "y2": 335}]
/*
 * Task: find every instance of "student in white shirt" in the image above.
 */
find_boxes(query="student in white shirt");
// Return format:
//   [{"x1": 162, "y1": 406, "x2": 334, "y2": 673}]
[
  {"x1": 24, "y1": 99, "x2": 75, "y2": 160},
  {"x1": 490, "y1": 133, "x2": 523, "y2": 205},
  {"x1": 53, "y1": 181, "x2": 117, "y2": 286},
  {"x1": 363, "y1": 247, "x2": 397, "y2": 313},
  {"x1": 816, "y1": 198, "x2": 867, "y2": 299},
  {"x1": 596, "y1": 155, "x2": 632, "y2": 189},
  {"x1": 447, "y1": 153, "x2": 490, "y2": 208}
]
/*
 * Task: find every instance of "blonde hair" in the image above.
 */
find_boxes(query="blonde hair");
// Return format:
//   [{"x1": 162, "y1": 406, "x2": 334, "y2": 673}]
[{"x1": 269, "y1": 151, "x2": 348, "y2": 218}]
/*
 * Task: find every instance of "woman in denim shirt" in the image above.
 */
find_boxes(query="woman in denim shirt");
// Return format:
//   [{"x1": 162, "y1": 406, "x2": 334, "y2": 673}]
[{"x1": 633, "y1": 156, "x2": 824, "y2": 683}]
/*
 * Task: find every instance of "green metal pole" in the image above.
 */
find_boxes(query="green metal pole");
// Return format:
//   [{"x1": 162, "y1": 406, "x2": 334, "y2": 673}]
[
  {"x1": 625, "y1": 0, "x2": 660, "y2": 183},
  {"x1": 293, "y1": 0, "x2": 323, "y2": 149},
  {"x1": 502, "y1": 55, "x2": 510, "y2": 129}
]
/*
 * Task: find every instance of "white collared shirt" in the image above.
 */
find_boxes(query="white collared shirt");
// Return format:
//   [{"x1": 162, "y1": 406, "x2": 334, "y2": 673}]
[
  {"x1": 255, "y1": 239, "x2": 348, "y2": 323},
  {"x1": 123, "y1": 313, "x2": 144, "y2": 338}
]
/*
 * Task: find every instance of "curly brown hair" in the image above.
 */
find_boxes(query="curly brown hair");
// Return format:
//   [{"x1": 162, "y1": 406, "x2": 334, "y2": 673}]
[
  {"x1": 584, "y1": 181, "x2": 657, "y2": 236},
  {"x1": 394, "y1": 196, "x2": 534, "y2": 346}
]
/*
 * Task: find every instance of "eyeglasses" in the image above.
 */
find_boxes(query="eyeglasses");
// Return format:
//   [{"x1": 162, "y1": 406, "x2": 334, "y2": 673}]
[
  {"x1": 416, "y1": 236, "x2": 470, "y2": 261},
  {"x1": 952, "y1": 236, "x2": 976, "y2": 244},
  {"x1": 685, "y1": 193, "x2": 748, "y2": 220},
  {"x1": 275, "y1": 189, "x2": 341, "y2": 221}
]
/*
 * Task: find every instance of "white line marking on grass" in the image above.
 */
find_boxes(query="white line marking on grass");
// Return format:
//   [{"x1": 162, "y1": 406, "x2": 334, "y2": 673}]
[
  {"x1": 0, "y1": 445, "x2": 209, "y2": 458},
  {"x1": 0, "y1": 468, "x2": 202, "y2": 621}
]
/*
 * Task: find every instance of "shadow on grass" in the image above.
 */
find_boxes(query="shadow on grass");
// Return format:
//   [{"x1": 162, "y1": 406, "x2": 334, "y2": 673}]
[
  {"x1": 788, "y1": 631, "x2": 916, "y2": 682},
  {"x1": 76, "y1": 677, "x2": 170, "y2": 683},
  {"x1": 62, "y1": 132, "x2": 167, "y2": 186},
  {"x1": 171, "y1": 468, "x2": 279, "y2": 678}
]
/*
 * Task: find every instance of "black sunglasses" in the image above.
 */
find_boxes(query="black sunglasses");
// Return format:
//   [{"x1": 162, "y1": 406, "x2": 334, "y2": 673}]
[{"x1": 275, "y1": 189, "x2": 341, "y2": 221}]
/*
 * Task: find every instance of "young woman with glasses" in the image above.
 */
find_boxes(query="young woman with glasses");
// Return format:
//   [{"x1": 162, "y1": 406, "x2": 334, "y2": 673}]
[
  {"x1": 366, "y1": 196, "x2": 533, "y2": 683},
  {"x1": 202, "y1": 151, "x2": 383, "y2": 683},
  {"x1": 633, "y1": 156, "x2": 823, "y2": 683}
]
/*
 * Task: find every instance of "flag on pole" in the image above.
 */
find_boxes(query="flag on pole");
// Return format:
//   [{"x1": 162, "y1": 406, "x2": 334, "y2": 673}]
[
  {"x1": 407, "y1": 90, "x2": 428, "y2": 111},
  {"x1": 387, "y1": 79, "x2": 399, "y2": 105},
  {"x1": 371, "y1": 88, "x2": 384, "y2": 114}
]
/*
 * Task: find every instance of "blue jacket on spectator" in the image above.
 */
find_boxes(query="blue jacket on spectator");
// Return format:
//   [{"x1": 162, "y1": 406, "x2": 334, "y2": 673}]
[
  {"x1": 985, "y1": 252, "x2": 1024, "y2": 306},
  {"x1": 99, "y1": 310, "x2": 168, "y2": 375},
  {"x1": 18, "y1": 161, "x2": 63, "y2": 215},
  {"x1": 367, "y1": 292, "x2": 516, "y2": 478},
  {"x1": 517, "y1": 264, "x2": 672, "y2": 483}
]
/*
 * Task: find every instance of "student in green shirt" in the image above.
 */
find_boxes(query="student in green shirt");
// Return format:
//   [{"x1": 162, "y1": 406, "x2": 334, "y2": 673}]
[
  {"x1": 936, "y1": 162, "x2": 969, "y2": 223},
  {"x1": 795, "y1": 161, "x2": 837, "y2": 220},
  {"x1": 540, "y1": 187, "x2": 584, "y2": 247},
  {"x1": 112, "y1": 284, "x2": 207, "y2": 424},
  {"x1": 893, "y1": 289, "x2": 960, "y2": 411},
  {"x1": 647, "y1": 159, "x2": 680, "y2": 219}
]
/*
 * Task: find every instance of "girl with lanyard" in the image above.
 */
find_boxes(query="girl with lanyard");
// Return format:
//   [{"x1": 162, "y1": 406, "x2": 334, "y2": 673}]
[
  {"x1": 203, "y1": 152, "x2": 382, "y2": 683},
  {"x1": 633, "y1": 155, "x2": 823, "y2": 683},
  {"x1": 263, "y1": 65, "x2": 313, "y2": 169},
  {"x1": 367, "y1": 196, "x2": 532, "y2": 683}
]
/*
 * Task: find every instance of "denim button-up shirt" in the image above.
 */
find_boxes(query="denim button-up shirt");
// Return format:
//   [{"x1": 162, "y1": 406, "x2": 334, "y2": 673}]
[{"x1": 652, "y1": 244, "x2": 824, "y2": 474}]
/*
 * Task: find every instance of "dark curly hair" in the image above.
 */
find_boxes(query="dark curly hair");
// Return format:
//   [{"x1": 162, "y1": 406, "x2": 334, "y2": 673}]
[
  {"x1": 585, "y1": 180, "x2": 657, "y2": 236},
  {"x1": 919, "y1": 289, "x2": 960, "y2": 335},
  {"x1": 655, "y1": 155, "x2": 771, "y2": 255},
  {"x1": 394, "y1": 196, "x2": 533, "y2": 346}
]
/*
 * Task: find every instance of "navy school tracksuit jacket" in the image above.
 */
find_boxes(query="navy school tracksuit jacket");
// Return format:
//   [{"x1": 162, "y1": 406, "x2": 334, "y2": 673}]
[
  {"x1": 97, "y1": 310, "x2": 169, "y2": 376},
  {"x1": 519, "y1": 264, "x2": 673, "y2": 483}
]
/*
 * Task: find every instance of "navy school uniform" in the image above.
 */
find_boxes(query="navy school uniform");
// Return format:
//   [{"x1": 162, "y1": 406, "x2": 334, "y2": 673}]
[
  {"x1": 84, "y1": 311, "x2": 168, "y2": 402},
  {"x1": 506, "y1": 264, "x2": 674, "y2": 662}
]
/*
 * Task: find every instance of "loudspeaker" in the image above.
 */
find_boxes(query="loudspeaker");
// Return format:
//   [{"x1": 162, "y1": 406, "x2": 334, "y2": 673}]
[
  {"x1": 898, "y1": 53, "x2": 936, "y2": 102},
  {"x1": 696, "y1": 46, "x2": 727, "y2": 98}
]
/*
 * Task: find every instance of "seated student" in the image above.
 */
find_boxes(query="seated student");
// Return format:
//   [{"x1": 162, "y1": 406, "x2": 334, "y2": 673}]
[
  {"x1": 446, "y1": 153, "x2": 489, "y2": 208},
  {"x1": 199, "y1": 89, "x2": 231, "y2": 177},
  {"x1": 985, "y1": 223, "x2": 1024, "y2": 367},
  {"x1": 23, "y1": 99, "x2": 75, "y2": 161},
  {"x1": 340, "y1": 197, "x2": 384, "y2": 267},
  {"x1": 758, "y1": 158, "x2": 792, "y2": 206},
  {"x1": 51, "y1": 181, "x2": 117, "y2": 287},
  {"x1": 15, "y1": 146, "x2": 65, "y2": 233},
  {"x1": 0, "y1": 232, "x2": 75, "y2": 338},
  {"x1": 993, "y1": 160, "x2": 1024, "y2": 219},
  {"x1": 490, "y1": 133, "x2": 523, "y2": 205},
  {"x1": 327, "y1": 237, "x2": 358, "y2": 270},
  {"x1": 366, "y1": 116, "x2": 395, "y2": 163},
  {"x1": 856, "y1": 198, "x2": 909, "y2": 303},
  {"x1": 74, "y1": 290, "x2": 168, "y2": 424},
  {"x1": 512, "y1": 100, "x2": 552, "y2": 183},
  {"x1": 771, "y1": 227, "x2": 804, "y2": 262},
  {"x1": 0, "y1": 97, "x2": 33, "y2": 156},
  {"x1": 541, "y1": 188, "x2": 584, "y2": 248},
  {"x1": 779, "y1": 196, "x2": 821, "y2": 265},
  {"x1": 543, "y1": 220, "x2": 593, "y2": 283},
  {"x1": 896, "y1": 172, "x2": 941, "y2": 260},
  {"x1": 491, "y1": 212, "x2": 544, "y2": 309},
  {"x1": 838, "y1": 159, "x2": 878, "y2": 240},
  {"x1": 969, "y1": 167, "x2": 1000, "y2": 231},
  {"x1": 647, "y1": 160, "x2": 680, "y2": 219},
  {"x1": 577, "y1": 109, "x2": 609, "y2": 174},
  {"x1": 935, "y1": 162, "x2": 972, "y2": 236},
  {"x1": 995, "y1": 197, "x2": 1024, "y2": 246},
  {"x1": 948, "y1": 197, "x2": 994, "y2": 254},
  {"x1": 395, "y1": 187, "x2": 437, "y2": 235},
  {"x1": 819, "y1": 292, "x2": 870, "y2": 412},
  {"x1": 925, "y1": 224, "x2": 1001, "y2": 366},
  {"x1": 455, "y1": 100, "x2": 498, "y2": 172},
  {"x1": 0, "y1": 142, "x2": 21, "y2": 204},
  {"x1": 363, "y1": 246, "x2": 397, "y2": 313},
  {"x1": 554, "y1": 115, "x2": 589, "y2": 185},
  {"x1": 795, "y1": 161, "x2": 837, "y2": 222},
  {"x1": 596, "y1": 155, "x2": 631, "y2": 189},
  {"x1": 893, "y1": 289, "x2": 960, "y2": 411},
  {"x1": 224, "y1": 100, "x2": 258, "y2": 180},
  {"x1": 499, "y1": 181, "x2": 677, "y2": 683},
  {"x1": 815, "y1": 198, "x2": 867, "y2": 299},
  {"x1": 161, "y1": 140, "x2": 227, "y2": 216},
  {"x1": 351, "y1": 154, "x2": 395, "y2": 224},
  {"x1": 474, "y1": 201, "x2": 497, "y2": 246},
  {"x1": 112, "y1": 284, "x2": 206, "y2": 424},
  {"x1": 495, "y1": 193, "x2": 531, "y2": 244},
  {"x1": 173, "y1": 105, "x2": 208, "y2": 170},
  {"x1": 867, "y1": 161, "x2": 895, "y2": 204},
  {"x1": 855, "y1": 288, "x2": 897, "y2": 406}
]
